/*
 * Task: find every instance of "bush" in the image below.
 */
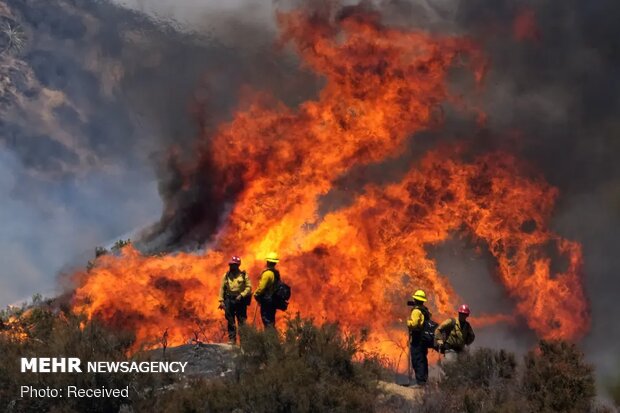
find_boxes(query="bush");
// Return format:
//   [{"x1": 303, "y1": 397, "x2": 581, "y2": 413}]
[
  {"x1": 1, "y1": 301, "x2": 607, "y2": 413},
  {"x1": 137, "y1": 315, "x2": 385, "y2": 413},
  {"x1": 415, "y1": 348, "x2": 524, "y2": 413},
  {"x1": 606, "y1": 367, "x2": 620, "y2": 409},
  {"x1": 415, "y1": 340, "x2": 602, "y2": 413},
  {"x1": 441, "y1": 348, "x2": 517, "y2": 390},
  {"x1": 0, "y1": 304, "x2": 173, "y2": 413},
  {"x1": 1, "y1": 304, "x2": 384, "y2": 413},
  {"x1": 523, "y1": 340, "x2": 596, "y2": 413}
]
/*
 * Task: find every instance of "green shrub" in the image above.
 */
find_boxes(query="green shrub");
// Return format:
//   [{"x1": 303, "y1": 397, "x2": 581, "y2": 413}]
[
  {"x1": 415, "y1": 348, "x2": 523, "y2": 413},
  {"x1": 523, "y1": 340, "x2": 596, "y2": 413},
  {"x1": 137, "y1": 315, "x2": 385, "y2": 413},
  {"x1": 606, "y1": 366, "x2": 620, "y2": 408},
  {"x1": 441, "y1": 348, "x2": 517, "y2": 390},
  {"x1": 0, "y1": 306, "x2": 172, "y2": 413},
  {"x1": 1, "y1": 300, "x2": 607, "y2": 413},
  {"x1": 415, "y1": 340, "x2": 602, "y2": 413},
  {"x1": 2, "y1": 303, "x2": 385, "y2": 413}
]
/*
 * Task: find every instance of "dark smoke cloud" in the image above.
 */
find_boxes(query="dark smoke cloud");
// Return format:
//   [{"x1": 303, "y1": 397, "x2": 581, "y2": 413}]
[
  {"x1": 0, "y1": 0, "x2": 318, "y2": 302},
  {"x1": 458, "y1": 0, "x2": 620, "y2": 382},
  {"x1": 371, "y1": 0, "x2": 620, "y2": 383}
]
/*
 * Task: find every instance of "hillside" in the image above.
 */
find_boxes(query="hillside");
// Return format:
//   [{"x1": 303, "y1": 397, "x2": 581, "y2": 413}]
[
  {"x1": 0, "y1": 0, "x2": 206, "y2": 178},
  {"x1": 1, "y1": 303, "x2": 616, "y2": 412}
]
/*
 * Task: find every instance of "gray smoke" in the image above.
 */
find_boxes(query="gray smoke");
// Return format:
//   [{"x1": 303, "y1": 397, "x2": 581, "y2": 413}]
[{"x1": 0, "y1": 0, "x2": 307, "y2": 302}]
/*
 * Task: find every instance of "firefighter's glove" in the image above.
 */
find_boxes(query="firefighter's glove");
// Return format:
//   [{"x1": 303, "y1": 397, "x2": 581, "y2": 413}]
[
  {"x1": 235, "y1": 295, "x2": 243, "y2": 302},
  {"x1": 218, "y1": 301, "x2": 225, "y2": 310}
]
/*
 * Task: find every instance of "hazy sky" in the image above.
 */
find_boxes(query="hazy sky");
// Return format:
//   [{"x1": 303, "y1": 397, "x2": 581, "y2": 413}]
[{"x1": 0, "y1": 151, "x2": 161, "y2": 305}]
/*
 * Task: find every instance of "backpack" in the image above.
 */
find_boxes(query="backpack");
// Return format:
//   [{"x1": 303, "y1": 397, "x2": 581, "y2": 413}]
[
  {"x1": 266, "y1": 268, "x2": 291, "y2": 311},
  {"x1": 412, "y1": 305, "x2": 438, "y2": 349}
]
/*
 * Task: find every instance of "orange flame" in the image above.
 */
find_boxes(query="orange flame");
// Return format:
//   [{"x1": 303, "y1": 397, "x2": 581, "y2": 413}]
[
  {"x1": 72, "y1": 5, "x2": 588, "y2": 369},
  {"x1": 1, "y1": 313, "x2": 32, "y2": 343}
]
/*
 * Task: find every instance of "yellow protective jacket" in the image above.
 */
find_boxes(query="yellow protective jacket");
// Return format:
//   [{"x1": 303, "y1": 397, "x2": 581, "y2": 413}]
[
  {"x1": 435, "y1": 318, "x2": 475, "y2": 352},
  {"x1": 218, "y1": 270, "x2": 252, "y2": 302},
  {"x1": 407, "y1": 306, "x2": 426, "y2": 331},
  {"x1": 254, "y1": 269, "x2": 277, "y2": 299}
]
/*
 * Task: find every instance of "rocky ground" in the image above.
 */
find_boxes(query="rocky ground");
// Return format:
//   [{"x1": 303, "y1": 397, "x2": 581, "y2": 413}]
[
  {"x1": 146, "y1": 342, "x2": 423, "y2": 411},
  {"x1": 148, "y1": 342, "x2": 238, "y2": 379}
]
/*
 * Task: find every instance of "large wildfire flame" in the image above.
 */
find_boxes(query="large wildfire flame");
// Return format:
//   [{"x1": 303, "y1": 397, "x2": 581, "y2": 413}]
[{"x1": 72, "y1": 6, "x2": 589, "y2": 366}]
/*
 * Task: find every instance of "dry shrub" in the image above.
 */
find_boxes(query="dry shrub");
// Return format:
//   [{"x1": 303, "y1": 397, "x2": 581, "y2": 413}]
[
  {"x1": 415, "y1": 348, "x2": 522, "y2": 413},
  {"x1": 523, "y1": 340, "x2": 596, "y2": 413},
  {"x1": 139, "y1": 315, "x2": 385, "y2": 413},
  {"x1": 0, "y1": 304, "x2": 172, "y2": 413},
  {"x1": 415, "y1": 340, "x2": 603, "y2": 413},
  {"x1": 607, "y1": 367, "x2": 620, "y2": 409},
  {"x1": 0, "y1": 301, "x2": 609, "y2": 413}
]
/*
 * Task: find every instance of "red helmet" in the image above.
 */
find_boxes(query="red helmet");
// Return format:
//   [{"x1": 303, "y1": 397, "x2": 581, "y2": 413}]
[
  {"x1": 458, "y1": 304, "x2": 471, "y2": 315},
  {"x1": 229, "y1": 256, "x2": 241, "y2": 265}
]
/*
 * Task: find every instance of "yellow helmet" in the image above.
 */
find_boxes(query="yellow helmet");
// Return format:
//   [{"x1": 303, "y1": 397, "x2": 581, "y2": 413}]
[
  {"x1": 412, "y1": 289, "x2": 427, "y2": 302},
  {"x1": 265, "y1": 252, "x2": 280, "y2": 263}
]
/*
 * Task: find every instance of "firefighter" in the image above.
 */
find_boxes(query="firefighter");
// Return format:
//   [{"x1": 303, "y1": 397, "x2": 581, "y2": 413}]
[
  {"x1": 407, "y1": 289, "x2": 431, "y2": 387},
  {"x1": 435, "y1": 304, "x2": 475, "y2": 362},
  {"x1": 254, "y1": 252, "x2": 280, "y2": 328},
  {"x1": 218, "y1": 256, "x2": 252, "y2": 344}
]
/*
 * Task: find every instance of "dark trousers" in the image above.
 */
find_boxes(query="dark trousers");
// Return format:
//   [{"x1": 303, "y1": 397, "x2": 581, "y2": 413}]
[
  {"x1": 411, "y1": 342, "x2": 429, "y2": 384},
  {"x1": 224, "y1": 298, "x2": 247, "y2": 341},
  {"x1": 259, "y1": 299, "x2": 277, "y2": 328}
]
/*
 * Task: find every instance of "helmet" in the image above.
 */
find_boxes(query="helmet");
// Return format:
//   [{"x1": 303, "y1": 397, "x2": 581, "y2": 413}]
[
  {"x1": 458, "y1": 304, "x2": 471, "y2": 315},
  {"x1": 229, "y1": 256, "x2": 241, "y2": 265},
  {"x1": 265, "y1": 252, "x2": 280, "y2": 263},
  {"x1": 411, "y1": 289, "x2": 427, "y2": 302}
]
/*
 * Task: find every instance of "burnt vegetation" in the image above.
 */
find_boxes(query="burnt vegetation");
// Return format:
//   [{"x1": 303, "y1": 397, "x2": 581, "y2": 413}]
[{"x1": 0, "y1": 299, "x2": 615, "y2": 413}]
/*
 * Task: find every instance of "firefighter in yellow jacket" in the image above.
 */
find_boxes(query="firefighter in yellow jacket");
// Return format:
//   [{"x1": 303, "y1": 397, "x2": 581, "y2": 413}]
[
  {"x1": 254, "y1": 252, "x2": 280, "y2": 328},
  {"x1": 435, "y1": 304, "x2": 475, "y2": 362},
  {"x1": 407, "y1": 289, "x2": 431, "y2": 387},
  {"x1": 218, "y1": 256, "x2": 252, "y2": 343}
]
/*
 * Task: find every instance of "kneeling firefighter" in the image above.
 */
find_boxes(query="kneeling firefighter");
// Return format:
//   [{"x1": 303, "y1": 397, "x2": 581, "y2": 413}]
[
  {"x1": 435, "y1": 304, "x2": 475, "y2": 362},
  {"x1": 218, "y1": 256, "x2": 252, "y2": 344}
]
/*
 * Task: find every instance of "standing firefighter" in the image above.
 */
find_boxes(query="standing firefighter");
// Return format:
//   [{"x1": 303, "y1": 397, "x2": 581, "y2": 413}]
[
  {"x1": 407, "y1": 289, "x2": 435, "y2": 387},
  {"x1": 435, "y1": 304, "x2": 475, "y2": 362},
  {"x1": 218, "y1": 256, "x2": 252, "y2": 344},
  {"x1": 254, "y1": 252, "x2": 282, "y2": 328}
]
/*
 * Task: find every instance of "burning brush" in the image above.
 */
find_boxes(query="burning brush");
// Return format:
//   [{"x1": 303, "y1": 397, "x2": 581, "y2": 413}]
[{"x1": 70, "y1": 4, "x2": 589, "y2": 372}]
